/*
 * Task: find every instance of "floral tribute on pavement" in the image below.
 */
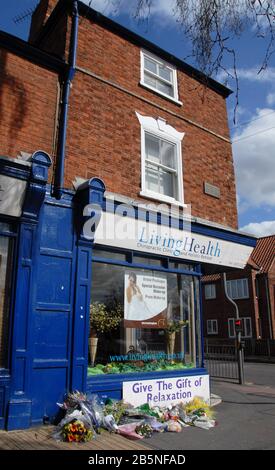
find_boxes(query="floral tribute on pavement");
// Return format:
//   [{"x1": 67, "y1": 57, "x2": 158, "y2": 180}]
[{"x1": 53, "y1": 391, "x2": 216, "y2": 443}]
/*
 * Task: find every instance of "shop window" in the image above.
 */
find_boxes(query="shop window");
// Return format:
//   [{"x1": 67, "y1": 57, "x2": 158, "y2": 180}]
[
  {"x1": 140, "y1": 50, "x2": 181, "y2": 104},
  {"x1": 0, "y1": 230, "x2": 14, "y2": 368},
  {"x1": 205, "y1": 284, "x2": 216, "y2": 299},
  {"x1": 228, "y1": 317, "x2": 252, "y2": 338},
  {"x1": 169, "y1": 261, "x2": 193, "y2": 271},
  {"x1": 88, "y1": 261, "x2": 200, "y2": 377},
  {"x1": 136, "y1": 112, "x2": 184, "y2": 205},
  {"x1": 207, "y1": 319, "x2": 218, "y2": 335},
  {"x1": 226, "y1": 279, "x2": 249, "y2": 299},
  {"x1": 133, "y1": 255, "x2": 164, "y2": 266},
  {"x1": 93, "y1": 248, "x2": 127, "y2": 262}
]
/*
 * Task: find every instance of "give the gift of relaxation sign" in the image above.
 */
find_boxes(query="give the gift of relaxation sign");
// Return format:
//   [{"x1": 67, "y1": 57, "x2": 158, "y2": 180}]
[{"x1": 123, "y1": 374, "x2": 210, "y2": 407}]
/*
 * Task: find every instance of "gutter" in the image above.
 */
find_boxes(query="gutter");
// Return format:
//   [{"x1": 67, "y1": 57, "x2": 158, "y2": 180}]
[{"x1": 53, "y1": 0, "x2": 79, "y2": 199}]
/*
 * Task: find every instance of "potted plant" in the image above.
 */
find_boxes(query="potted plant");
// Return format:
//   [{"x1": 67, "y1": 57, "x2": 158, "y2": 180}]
[
  {"x1": 89, "y1": 302, "x2": 122, "y2": 366},
  {"x1": 165, "y1": 320, "x2": 189, "y2": 357}
]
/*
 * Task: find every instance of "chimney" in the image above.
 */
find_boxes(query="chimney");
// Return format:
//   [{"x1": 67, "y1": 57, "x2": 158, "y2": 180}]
[{"x1": 29, "y1": 0, "x2": 59, "y2": 43}]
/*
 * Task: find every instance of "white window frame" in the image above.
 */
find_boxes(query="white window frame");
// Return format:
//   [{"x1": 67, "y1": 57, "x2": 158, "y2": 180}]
[
  {"x1": 228, "y1": 317, "x2": 252, "y2": 338},
  {"x1": 207, "y1": 319, "x2": 218, "y2": 335},
  {"x1": 226, "y1": 279, "x2": 249, "y2": 300},
  {"x1": 140, "y1": 50, "x2": 182, "y2": 105},
  {"x1": 136, "y1": 112, "x2": 185, "y2": 206},
  {"x1": 205, "y1": 284, "x2": 216, "y2": 300}
]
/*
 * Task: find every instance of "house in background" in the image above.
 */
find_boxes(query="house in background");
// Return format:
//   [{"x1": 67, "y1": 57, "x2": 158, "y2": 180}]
[{"x1": 202, "y1": 235, "x2": 275, "y2": 341}]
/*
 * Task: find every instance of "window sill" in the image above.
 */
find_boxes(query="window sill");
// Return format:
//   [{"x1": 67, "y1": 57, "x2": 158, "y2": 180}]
[
  {"x1": 139, "y1": 190, "x2": 186, "y2": 208},
  {"x1": 139, "y1": 81, "x2": 183, "y2": 106}
]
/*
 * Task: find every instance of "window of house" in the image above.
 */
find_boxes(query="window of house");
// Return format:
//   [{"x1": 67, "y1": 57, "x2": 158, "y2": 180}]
[
  {"x1": 205, "y1": 284, "x2": 216, "y2": 299},
  {"x1": 226, "y1": 279, "x2": 249, "y2": 300},
  {"x1": 228, "y1": 317, "x2": 252, "y2": 338},
  {"x1": 136, "y1": 112, "x2": 184, "y2": 205},
  {"x1": 0, "y1": 225, "x2": 14, "y2": 368},
  {"x1": 88, "y1": 257, "x2": 200, "y2": 377},
  {"x1": 140, "y1": 50, "x2": 181, "y2": 104},
  {"x1": 207, "y1": 319, "x2": 218, "y2": 335}
]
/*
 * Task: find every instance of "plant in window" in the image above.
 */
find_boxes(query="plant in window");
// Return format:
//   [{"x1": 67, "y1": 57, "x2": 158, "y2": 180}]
[
  {"x1": 89, "y1": 302, "x2": 122, "y2": 366},
  {"x1": 165, "y1": 320, "x2": 188, "y2": 357}
]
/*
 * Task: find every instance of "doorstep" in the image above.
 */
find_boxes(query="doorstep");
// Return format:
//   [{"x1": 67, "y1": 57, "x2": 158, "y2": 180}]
[{"x1": 0, "y1": 425, "x2": 150, "y2": 451}]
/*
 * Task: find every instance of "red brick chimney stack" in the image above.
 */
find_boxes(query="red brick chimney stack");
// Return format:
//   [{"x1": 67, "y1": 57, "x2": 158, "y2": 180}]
[{"x1": 29, "y1": 0, "x2": 59, "y2": 43}]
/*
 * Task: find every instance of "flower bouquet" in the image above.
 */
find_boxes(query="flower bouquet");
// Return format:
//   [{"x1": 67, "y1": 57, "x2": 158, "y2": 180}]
[{"x1": 62, "y1": 419, "x2": 94, "y2": 443}]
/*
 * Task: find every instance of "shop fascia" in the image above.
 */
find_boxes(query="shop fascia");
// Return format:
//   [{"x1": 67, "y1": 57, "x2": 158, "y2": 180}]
[{"x1": 83, "y1": 198, "x2": 254, "y2": 269}]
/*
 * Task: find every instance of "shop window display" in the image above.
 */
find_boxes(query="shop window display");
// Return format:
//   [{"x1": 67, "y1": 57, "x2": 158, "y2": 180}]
[
  {"x1": 88, "y1": 258, "x2": 200, "y2": 376},
  {"x1": 0, "y1": 227, "x2": 14, "y2": 368}
]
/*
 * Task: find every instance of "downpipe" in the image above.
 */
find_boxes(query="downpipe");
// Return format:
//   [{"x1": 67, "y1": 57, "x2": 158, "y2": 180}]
[
  {"x1": 54, "y1": 0, "x2": 79, "y2": 199},
  {"x1": 223, "y1": 272, "x2": 245, "y2": 385}
]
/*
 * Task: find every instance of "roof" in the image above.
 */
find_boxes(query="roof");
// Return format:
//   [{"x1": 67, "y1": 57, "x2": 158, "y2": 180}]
[
  {"x1": 250, "y1": 235, "x2": 275, "y2": 273},
  {"x1": 202, "y1": 273, "x2": 221, "y2": 283},
  {"x1": 36, "y1": 0, "x2": 232, "y2": 98}
]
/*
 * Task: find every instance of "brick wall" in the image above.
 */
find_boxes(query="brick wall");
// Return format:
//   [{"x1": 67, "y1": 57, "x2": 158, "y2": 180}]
[
  {"x1": 202, "y1": 268, "x2": 258, "y2": 339},
  {"x1": 1, "y1": 5, "x2": 238, "y2": 229},
  {"x1": 0, "y1": 49, "x2": 58, "y2": 182},
  {"x1": 63, "y1": 16, "x2": 238, "y2": 228}
]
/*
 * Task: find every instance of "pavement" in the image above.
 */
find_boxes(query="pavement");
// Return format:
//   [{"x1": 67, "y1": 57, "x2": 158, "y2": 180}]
[
  {"x1": 0, "y1": 362, "x2": 274, "y2": 451},
  {"x1": 141, "y1": 362, "x2": 275, "y2": 450}
]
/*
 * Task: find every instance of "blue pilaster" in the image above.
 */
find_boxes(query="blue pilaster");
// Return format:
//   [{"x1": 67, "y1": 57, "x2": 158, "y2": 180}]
[
  {"x1": 7, "y1": 152, "x2": 51, "y2": 430},
  {"x1": 71, "y1": 178, "x2": 105, "y2": 392}
]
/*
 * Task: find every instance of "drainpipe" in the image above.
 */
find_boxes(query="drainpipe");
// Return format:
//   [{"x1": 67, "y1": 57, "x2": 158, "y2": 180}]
[
  {"x1": 54, "y1": 0, "x2": 79, "y2": 199},
  {"x1": 223, "y1": 272, "x2": 244, "y2": 384},
  {"x1": 264, "y1": 276, "x2": 274, "y2": 340}
]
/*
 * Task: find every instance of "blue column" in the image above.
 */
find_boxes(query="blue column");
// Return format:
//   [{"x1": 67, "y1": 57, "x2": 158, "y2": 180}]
[
  {"x1": 71, "y1": 178, "x2": 105, "y2": 392},
  {"x1": 7, "y1": 151, "x2": 51, "y2": 430}
]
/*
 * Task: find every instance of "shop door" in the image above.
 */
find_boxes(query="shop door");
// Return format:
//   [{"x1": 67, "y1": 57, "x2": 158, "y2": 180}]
[{"x1": 30, "y1": 203, "x2": 76, "y2": 422}]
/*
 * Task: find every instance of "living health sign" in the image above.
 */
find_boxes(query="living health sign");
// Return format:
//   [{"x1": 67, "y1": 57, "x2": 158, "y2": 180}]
[
  {"x1": 94, "y1": 212, "x2": 254, "y2": 269},
  {"x1": 124, "y1": 270, "x2": 167, "y2": 328},
  {"x1": 123, "y1": 374, "x2": 210, "y2": 407}
]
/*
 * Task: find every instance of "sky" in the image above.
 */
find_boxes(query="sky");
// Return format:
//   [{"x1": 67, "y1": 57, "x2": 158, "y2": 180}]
[{"x1": 0, "y1": 0, "x2": 275, "y2": 238}]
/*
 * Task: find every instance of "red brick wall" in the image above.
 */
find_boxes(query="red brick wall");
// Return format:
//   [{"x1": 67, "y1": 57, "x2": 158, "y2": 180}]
[
  {"x1": 0, "y1": 50, "x2": 58, "y2": 180},
  {"x1": 63, "y1": 17, "x2": 237, "y2": 228},
  {"x1": 202, "y1": 268, "x2": 258, "y2": 339},
  {"x1": 1, "y1": 8, "x2": 238, "y2": 229}
]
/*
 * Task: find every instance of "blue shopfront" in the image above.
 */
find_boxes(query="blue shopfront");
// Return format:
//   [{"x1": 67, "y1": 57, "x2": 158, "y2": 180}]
[{"x1": 0, "y1": 156, "x2": 256, "y2": 429}]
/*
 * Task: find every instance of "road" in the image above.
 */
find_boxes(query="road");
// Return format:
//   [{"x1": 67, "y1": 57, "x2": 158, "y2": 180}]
[{"x1": 143, "y1": 362, "x2": 275, "y2": 450}]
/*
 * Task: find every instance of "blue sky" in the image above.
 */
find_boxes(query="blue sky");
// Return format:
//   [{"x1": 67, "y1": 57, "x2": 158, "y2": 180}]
[{"x1": 1, "y1": 0, "x2": 275, "y2": 237}]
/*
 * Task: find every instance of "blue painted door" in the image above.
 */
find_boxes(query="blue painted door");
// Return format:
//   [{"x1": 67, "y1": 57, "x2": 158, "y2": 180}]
[{"x1": 30, "y1": 202, "x2": 77, "y2": 422}]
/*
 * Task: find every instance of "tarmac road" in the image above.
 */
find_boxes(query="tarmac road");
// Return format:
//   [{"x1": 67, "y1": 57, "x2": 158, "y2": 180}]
[{"x1": 143, "y1": 362, "x2": 275, "y2": 450}]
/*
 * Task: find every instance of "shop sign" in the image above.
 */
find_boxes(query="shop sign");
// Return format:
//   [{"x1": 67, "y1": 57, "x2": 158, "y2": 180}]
[
  {"x1": 93, "y1": 212, "x2": 253, "y2": 269},
  {"x1": 124, "y1": 269, "x2": 167, "y2": 328},
  {"x1": 0, "y1": 175, "x2": 27, "y2": 217},
  {"x1": 123, "y1": 374, "x2": 210, "y2": 407}
]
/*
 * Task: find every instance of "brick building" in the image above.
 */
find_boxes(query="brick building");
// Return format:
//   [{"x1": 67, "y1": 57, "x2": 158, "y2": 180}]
[
  {"x1": 0, "y1": 0, "x2": 256, "y2": 429},
  {"x1": 203, "y1": 235, "x2": 275, "y2": 340}
]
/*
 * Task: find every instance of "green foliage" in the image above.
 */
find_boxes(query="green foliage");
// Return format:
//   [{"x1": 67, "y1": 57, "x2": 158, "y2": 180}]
[
  {"x1": 166, "y1": 320, "x2": 188, "y2": 334},
  {"x1": 89, "y1": 302, "x2": 122, "y2": 335}
]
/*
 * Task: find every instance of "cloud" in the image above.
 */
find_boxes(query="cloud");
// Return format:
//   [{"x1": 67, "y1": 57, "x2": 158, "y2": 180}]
[
  {"x1": 240, "y1": 220, "x2": 275, "y2": 237},
  {"x1": 266, "y1": 92, "x2": 275, "y2": 106},
  {"x1": 81, "y1": 0, "x2": 177, "y2": 19},
  {"x1": 217, "y1": 66, "x2": 275, "y2": 85},
  {"x1": 232, "y1": 108, "x2": 275, "y2": 211}
]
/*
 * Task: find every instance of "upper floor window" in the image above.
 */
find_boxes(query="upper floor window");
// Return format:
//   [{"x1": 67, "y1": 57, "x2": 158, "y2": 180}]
[
  {"x1": 226, "y1": 279, "x2": 249, "y2": 300},
  {"x1": 205, "y1": 284, "x2": 216, "y2": 300},
  {"x1": 207, "y1": 319, "x2": 218, "y2": 335},
  {"x1": 228, "y1": 317, "x2": 252, "y2": 338},
  {"x1": 140, "y1": 50, "x2": 181, "y2": 104},
  {"x1": 136, "y1": 112, "x2": 184, "y2": 205}
]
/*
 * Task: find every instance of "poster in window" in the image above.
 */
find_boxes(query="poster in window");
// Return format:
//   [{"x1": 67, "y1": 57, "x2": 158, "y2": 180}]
[{"x1": 124, "y1": 270, "x2": 167, "y2": 328}]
